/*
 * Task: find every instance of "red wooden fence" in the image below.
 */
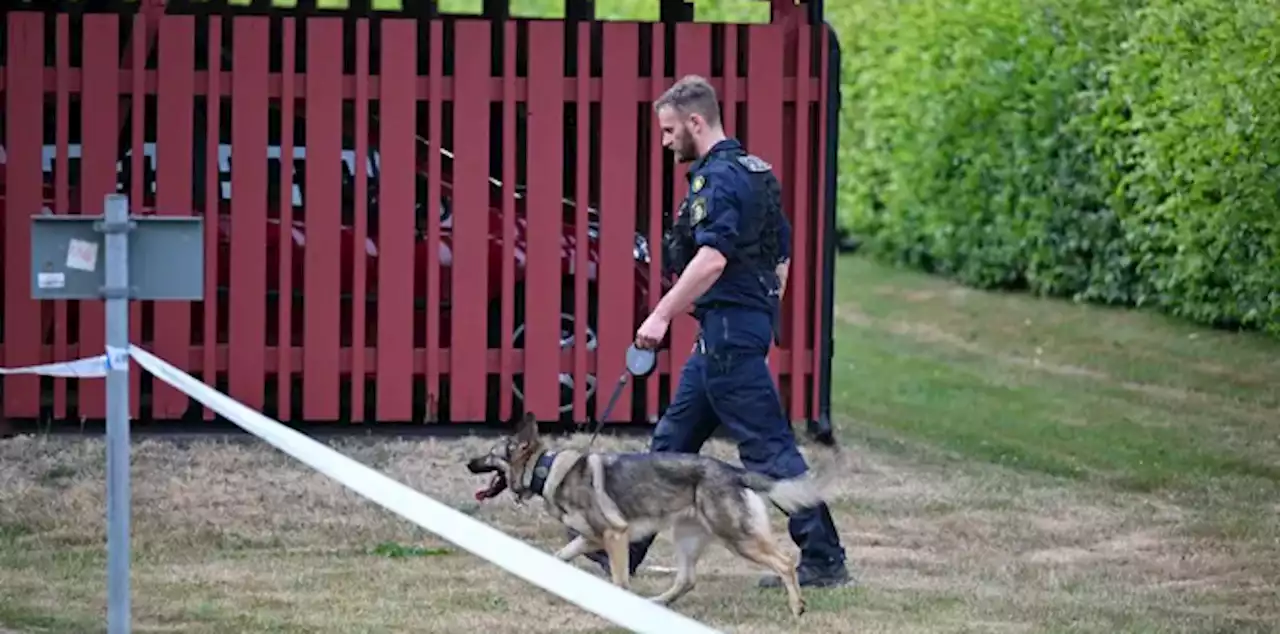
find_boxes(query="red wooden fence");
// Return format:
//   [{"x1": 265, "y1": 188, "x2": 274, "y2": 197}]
[{"x1": 0, "y1": 8, "x2": 836, "y2": 427}]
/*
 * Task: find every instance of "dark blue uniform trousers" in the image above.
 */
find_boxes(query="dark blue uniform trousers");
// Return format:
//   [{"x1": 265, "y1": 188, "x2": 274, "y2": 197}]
[{"x1": 586, "y1": 306, "x2": 846, "y2": 572}]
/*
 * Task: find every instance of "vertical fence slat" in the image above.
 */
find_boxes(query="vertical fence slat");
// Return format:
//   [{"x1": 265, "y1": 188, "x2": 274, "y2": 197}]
[
  {"x1": 128, "y1": 13, "x2": 147, "y2": 419},
  {"x1": 351, "y1": 18, "x2": 370, "y2": 423},
  {"x1": 302, "y1": 17, "x2": 344, "y2": 421},
  {"x1": 78, "y1": 13, "x2": 119, "y2": 420},
  {"x1": 276, "y1": 17, "x2": 297, "y2": 421},
  {"x1": 789, "y1": 24, "x2": 812, "y2": 423},
  {"x1": 723, "y1": 26, "x2": 738, "y2": 137},
  {"x1": 229, "y1": 16, "x2": 269, "y2": 412},
  {"x1": 599, "y1": 23, "x2": 639, "y2": 423},
  {"x1": 498, "y1": 20, "x2": 516, "y2": 422},
  {"x1": 525, "y1": 21, "x2": 565, "y2": 421},
  {"x1": 53, "y1": 13, "x2": 72, "y2": 420},
  {"x1": 201, "y1": 16, "x2": 223, "y2": 421},
  {"x1": 424, "y1": 20, "x2": 443, "y2": 421},
  {"x1": 669, "y1": 23, "x2": 711, "y2": 400},
  {"x1": 3, "y1": 13, "x2": 44, "y2": 418},
  {"x1": 449, "y1": 20, "x2": 491, "y2": 422},
  {"x1": 375, "y1": 18, "x2": 415, "y2": 423},
  {"x1": 645, "y1": 23, "x2": 665, "y2": 422},
  {"x1": 812, "y1": 25, "x2": 830, "y2": 421},
  {"x1": 746, "y1": 25, "x2": 785, "y2": 392},
  {"x1": 154, "y1": 15, "x2": 196, "y2": 419},
  {"x1": 573, "y1": 21, "x2": 591, "y2": 423}
]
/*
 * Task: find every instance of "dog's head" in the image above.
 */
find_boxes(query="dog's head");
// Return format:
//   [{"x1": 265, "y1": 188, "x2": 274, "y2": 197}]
[{"x1": 465, "y1": 412, "x2": 544, "y2": 502}]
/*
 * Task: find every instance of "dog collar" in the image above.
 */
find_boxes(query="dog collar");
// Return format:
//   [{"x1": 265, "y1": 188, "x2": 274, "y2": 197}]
[{"x1": 528, "y1": 451, "x2": 558, "y2": 497}]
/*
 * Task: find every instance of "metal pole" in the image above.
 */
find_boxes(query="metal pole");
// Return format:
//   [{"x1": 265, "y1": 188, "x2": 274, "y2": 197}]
[{"x1": 102, "y1": 193, "x2": 132, "y2": 634}]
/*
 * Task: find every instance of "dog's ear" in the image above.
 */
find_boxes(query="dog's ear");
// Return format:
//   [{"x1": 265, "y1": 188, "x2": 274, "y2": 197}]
[{"x1": 515, "y1": 412, "x2": 538, "y2": 446}]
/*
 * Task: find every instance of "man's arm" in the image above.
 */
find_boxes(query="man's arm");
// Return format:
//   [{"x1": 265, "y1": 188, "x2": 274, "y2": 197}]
[
  {"x1": 654, "y1": 171, "x2": 739, "y2": 321},
  {"x1": 776, "y1": 257, "x2": 790, "y2": 300},
  {"x1": 653, "y1": 246, "x2": 726, "y2": 321},
  {"x1": 775, "y1": 204, "x2": 793, "y2": 299}
]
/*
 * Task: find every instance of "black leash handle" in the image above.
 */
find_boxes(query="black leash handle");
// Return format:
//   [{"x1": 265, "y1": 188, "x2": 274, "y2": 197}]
[{"x1": 584, "y1": 344, "x2": 657, "y2": 448}]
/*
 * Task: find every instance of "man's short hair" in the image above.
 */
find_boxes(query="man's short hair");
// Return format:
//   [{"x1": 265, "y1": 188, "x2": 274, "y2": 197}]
[{"x1": 653, "y1": 74, "x2": 722, "y2": 127}]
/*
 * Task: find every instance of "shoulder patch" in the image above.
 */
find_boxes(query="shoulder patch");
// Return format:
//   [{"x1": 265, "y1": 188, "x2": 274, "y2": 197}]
[
  {"x1": 690, "y1": 196, "x2": 708, "y2": 224},
  {"x1": 737, "y1": 154, "x2": 773, "y2": 173},
  {"x1": 691, "y1": 174, "x2": 706, "y2": 193}
]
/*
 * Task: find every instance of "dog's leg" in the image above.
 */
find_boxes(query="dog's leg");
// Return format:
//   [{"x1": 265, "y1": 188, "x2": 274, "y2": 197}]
[
  {"x1": 587, "y1": 454, "x2": 629, "y2": 530},
  {"x1": 725, "y1": 493, "x2": 807, "y2": 617},
  {"x1": 647, "y1": 519, "x2": 709, "y2": 607},
  {"x1": 554, "y1": 535, "x2": 596, "y2": 562},
  {"x1": 737, "y1": 534, "x2": 805, "y2": 617},
  {"x1": 601, "y1": 528, "x2": 632, "y2": 589}
]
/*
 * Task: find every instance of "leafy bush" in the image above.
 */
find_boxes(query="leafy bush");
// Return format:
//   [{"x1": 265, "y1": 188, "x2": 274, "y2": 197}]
[{"x1": 831, "y1": 0, "x2": 1280, "y2": 335}]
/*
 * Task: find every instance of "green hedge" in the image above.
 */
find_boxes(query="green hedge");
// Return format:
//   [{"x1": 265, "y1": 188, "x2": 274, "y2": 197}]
[{"x1": 831, "y1": 0, "x2": 1280, "y2": 335}]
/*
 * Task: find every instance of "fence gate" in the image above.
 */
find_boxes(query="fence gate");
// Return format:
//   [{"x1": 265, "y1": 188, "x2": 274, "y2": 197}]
[{"x1": 0, "y1": 0, "x2": 841, "y2": 434}]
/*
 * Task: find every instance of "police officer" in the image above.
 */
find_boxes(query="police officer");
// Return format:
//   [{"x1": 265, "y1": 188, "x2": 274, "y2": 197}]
[{"x1": 580, "y1": 75, "x2": 851, "y2": 590}]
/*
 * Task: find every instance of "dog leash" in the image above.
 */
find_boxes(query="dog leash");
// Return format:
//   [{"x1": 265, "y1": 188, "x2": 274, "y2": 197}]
[{"x1": 584, "y1": 344, "x2": 657, "y2": 449}]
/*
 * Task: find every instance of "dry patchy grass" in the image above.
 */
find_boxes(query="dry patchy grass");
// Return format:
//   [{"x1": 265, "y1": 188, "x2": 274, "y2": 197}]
[{"x1": 1, "y1": 431, "x2": 1276, "y2": 634}]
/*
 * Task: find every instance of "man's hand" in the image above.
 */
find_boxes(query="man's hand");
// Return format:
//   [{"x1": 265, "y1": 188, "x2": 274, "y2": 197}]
[
  {"x1": 776, "y1": 258, "x2": 790, "y2": 300},
  {"x1": 634, "y1": 313, "x2": 671, "y2": 350}
]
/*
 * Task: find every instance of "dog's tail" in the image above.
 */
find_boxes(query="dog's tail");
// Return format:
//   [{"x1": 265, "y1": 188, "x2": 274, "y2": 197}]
[{"x1": 739, "y1": 443, "x2": 845, "y2": 513}]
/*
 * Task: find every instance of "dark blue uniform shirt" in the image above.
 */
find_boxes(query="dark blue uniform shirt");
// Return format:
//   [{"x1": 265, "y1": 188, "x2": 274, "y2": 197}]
[{"x1": 681, "y1": 139, "x2": 792, "y2": 319}]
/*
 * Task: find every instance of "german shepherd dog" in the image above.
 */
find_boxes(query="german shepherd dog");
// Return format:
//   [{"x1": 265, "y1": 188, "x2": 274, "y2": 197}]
[{"x1": 465, "y1": 413, "x2": 836, "y2": 617}]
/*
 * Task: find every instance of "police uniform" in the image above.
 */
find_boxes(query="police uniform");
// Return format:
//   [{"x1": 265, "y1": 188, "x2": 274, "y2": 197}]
[{"x1": 582, "y1": 139, "x2": 850, "y2": 588}]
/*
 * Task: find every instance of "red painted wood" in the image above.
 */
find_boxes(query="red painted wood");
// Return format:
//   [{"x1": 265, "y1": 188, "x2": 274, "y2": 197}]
[
  {"x1": 276, "y1": 17, "x2": 297, "y2": 420},
  {"x1": 723, "y1": 26, "x2": 738, "y2": 136},
  {"x1": 424, "y1": 20, "x2": 444, "y2": 421},
  {"x1": 645, "y1": 23, "x2": 665, "y2": 422},
  {"x1": 202, "y1": 16, "x2": 223, "y2": 420},
  {"x1": 153, "y1": 15, "x2": 196, "y2": 419},
  {"x1": 375, "y1": 18, "x2": 416, "y2": 423},
  {"x1": 669, "y1": 23, "x2": 711, "y2": 400},
  {"x1": 53, "y1": 13, "x2": 72, "y2": 420},
  {"x1": 229, "y1": 17, "x2": 269, "y2": 412},
  {"x1": 350, "y1": 18, "x2": 370, "y2": 423},
  {"x1": 302, "y1": 17, "x2": 344, "y2": 421},
  {"x1": 498, "y1": 20, "x2": 517, "y2": 422},
  {"x1": 812, "y1": 26, "x2": 830, "y2": 419},
  {"x1": 747, "y1": 25, "x2": 785, "y2": 391},
  {"x1": 449, "y1": 20, "x2": 491, "y2": 422},
  {"x1": 3, "y1": 13, "x2": 44, "y2": 418},
  {"x1": 78, "y1": 13, "x2": 119, "y2": 420},
  {"x1": 598, "y1": 23, "x2": 639, "y2": 423},
  {"x1": 23, "y1": 72, "x2": 814, "y2": 105},
  {"x1": 128, "y1": 13, "x2": 147, "y2": 419},
  {"x1": 525, "y1": 22, "x2": 565, "y2": 421},
  {"x1": 573, "y1": 21, "x2": 591, "y2": 423},
  {"x1": 789, "y1": 24, "x2": 811, "y2": 422}
]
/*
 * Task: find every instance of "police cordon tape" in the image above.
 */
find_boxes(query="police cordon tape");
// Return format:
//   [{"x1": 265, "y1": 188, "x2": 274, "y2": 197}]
[
  {"x1": 0, "y1": 347, "x2": 722, "y2": 634},
  {"x1": 0, "y1": 353, "x2": 112, "y2": 378}
]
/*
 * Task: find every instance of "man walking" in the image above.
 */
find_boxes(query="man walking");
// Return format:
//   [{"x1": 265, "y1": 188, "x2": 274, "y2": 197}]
[{"x1": 582, "y1": 75, "x2": 851, "y2": 590}]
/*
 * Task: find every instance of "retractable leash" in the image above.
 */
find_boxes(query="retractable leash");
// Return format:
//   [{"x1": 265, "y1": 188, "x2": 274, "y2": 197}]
[{"x1": 584, "y1": 344, "x2": 658, "y2": 449}]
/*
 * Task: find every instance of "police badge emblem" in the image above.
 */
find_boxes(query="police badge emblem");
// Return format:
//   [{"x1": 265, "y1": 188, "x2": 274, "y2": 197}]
[
  {"x1": 692, "y1": 174, "x2": 706, "y2": 193},
  {"x1": 691, "y1": 196, "x2": 707, "y2": 224}
]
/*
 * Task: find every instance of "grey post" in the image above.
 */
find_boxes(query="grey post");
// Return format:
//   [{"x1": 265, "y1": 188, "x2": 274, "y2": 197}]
[
  {"x1": 30, "y1": 193, "x2": 204, "y2": 634},
  {"x1": 102, "y1": 193, "x2": 132, "y2": 634}
]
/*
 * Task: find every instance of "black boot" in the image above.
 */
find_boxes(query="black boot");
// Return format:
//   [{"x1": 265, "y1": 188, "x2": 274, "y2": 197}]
[{"x1": 758, "y1": 560, "x2": 853, "y2": 589}]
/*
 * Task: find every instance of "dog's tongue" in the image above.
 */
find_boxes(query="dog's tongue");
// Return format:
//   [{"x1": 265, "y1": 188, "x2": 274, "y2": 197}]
[{"x1": 474, "y1": 472, "x2": 503, "y2": 501}]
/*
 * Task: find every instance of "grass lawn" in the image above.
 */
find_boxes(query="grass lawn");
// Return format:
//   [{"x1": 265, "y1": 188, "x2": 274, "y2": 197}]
[{"x1": 2, "y1": 253, "x2": 1277, "y2": 633}]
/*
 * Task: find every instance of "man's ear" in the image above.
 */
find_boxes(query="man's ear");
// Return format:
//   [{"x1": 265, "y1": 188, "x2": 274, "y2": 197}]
[{"x1": 516, "y1": 412, "x2": 538, "y2": 445}]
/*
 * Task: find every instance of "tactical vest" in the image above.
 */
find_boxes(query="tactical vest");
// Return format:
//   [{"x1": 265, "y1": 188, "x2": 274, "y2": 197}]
[{"x1": 661, "y1": 148, "x2": 785, "y2": 279}]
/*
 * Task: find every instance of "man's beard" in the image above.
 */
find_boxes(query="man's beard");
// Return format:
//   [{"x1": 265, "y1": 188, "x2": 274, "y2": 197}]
[
  {"x1": 675, "y1": 139, "x2": 698, "y2": 163},
  {"x1": 674, "y1": 126, "x2": 699, "y2": 162}
]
